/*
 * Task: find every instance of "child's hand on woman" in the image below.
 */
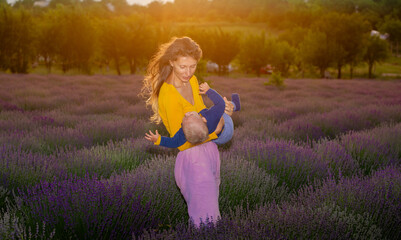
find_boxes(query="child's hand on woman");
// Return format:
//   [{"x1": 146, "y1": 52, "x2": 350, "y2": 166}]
[
  {"x1": 199, "y1": 82, "x2": 210, "y2": 94},
  {"x1": 145, "y1": 130, "x2": 160, "y2": 143}
]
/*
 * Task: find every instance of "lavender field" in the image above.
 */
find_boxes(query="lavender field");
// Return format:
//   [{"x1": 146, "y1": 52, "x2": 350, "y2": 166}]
[{"x1": 1, "y1": 74, "x2": 401, "y2": 239}]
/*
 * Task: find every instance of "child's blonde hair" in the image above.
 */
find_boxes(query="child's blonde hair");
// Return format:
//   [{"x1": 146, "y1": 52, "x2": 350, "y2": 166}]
[{"x1": 182, "y1": 117, "x2": 209, "y2": 145}]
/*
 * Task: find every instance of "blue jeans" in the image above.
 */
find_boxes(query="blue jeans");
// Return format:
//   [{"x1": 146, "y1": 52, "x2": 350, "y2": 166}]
[{"x1": 212, "y1": 113, "x2": 234, "y2": 145}]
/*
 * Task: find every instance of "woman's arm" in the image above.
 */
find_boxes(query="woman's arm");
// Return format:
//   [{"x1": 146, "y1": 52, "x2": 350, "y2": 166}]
[
  {"x1": 214, "y1": 117, "x2": 225, "y2": 135},
  {"x1": 224, "y1": 97, "x2": 234, "y2": 116}
]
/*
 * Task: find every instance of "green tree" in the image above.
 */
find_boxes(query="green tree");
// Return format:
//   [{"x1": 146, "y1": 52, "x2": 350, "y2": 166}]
[
  {"x1": 269, "y1": 40, "x2": 297, "y2": 76},
  {"x1": 0, "y1": 5, "x2": 35, "y2": 73},
  {"x1": 55, "y1": 6, "x2": 96, "y2": 73},
  {"x1": 181, "y1": 28, "x2": 213, "y2": 59},
  {"x1": 309, "y1": 0, "x2": 400, "y2": 24},
  {"x1": 313, "y1": 12, "x2": 369, "y2": 79},
  {"x1": 35, "y1": 9, "x2": 63, "y2": 73},
  {"x1": 364, "y1": 35, "x2": 389, "y2": 78},
  {"x1": 100, "y1": 0, "x2": 131, "y2": 14},
  {"x1": 376, "y1": 0, "x2": 401, "y2": 19},
  {"x1": 98, "y1": 17, "x2": 129, "y2": 75},
  {"x1": 122, "y1": 14, "x2": 156, "y2": 74},
  {"x1": 379, "y1": 17, "x2": 401, "y2": 56},
  {"x1": 0, "y1": 4, "x2": 13, "y2": 71},
  {"x1": 146, "y1": 1, "x2": 165, "y2": 22},
  {"x1": 238, "y1": 32, "x2": 269, "y2": 76},
  {"x1": 278, "y1": 27, "x2": 309, "y2": 76},
  {"x1": 278, "y1": 27, "x2": 309, "y2": 48},
  {"x1": 210, "y1": 0, "x2": 256, "y2": 20},
  {"x1": 340, "y1": 14, "x2": 370, "y2": 79},
  {"x1": 299, "y1": 30, "x2": 337, "y2": 78},
  {"x1": 311, "y1": 12, "x2": 346, "y2": 78},
  {"x1": 49, "y1": 0, "x2": 80, "y2": 8},
  {"x1": 208, "y1": 28, "x2": 240, "y2": 75},
  {"x1": 310, "y1": 0, "x2": 362, "y2": 13},
  {"x1": 12, "y1": 0, "x2": 35, "y2": 9},
  {"x1": 173, "y1": 0, "x2": 210, "y2": 21}
]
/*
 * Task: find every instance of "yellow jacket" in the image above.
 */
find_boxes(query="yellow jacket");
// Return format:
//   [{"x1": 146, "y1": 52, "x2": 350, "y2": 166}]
[{"x1": 156, "y1": 75, "x2": 217, "y2": 151}]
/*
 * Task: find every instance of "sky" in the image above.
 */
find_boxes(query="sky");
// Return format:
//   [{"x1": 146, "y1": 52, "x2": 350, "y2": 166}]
[{"x1": 6, "y1": 0, "x2": 174, "y2": 6}]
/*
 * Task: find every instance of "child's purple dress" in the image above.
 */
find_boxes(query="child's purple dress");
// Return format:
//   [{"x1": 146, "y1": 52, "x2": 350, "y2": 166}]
[{"x1": 174, "y1": 141, "x2": 221, "y2": 226}]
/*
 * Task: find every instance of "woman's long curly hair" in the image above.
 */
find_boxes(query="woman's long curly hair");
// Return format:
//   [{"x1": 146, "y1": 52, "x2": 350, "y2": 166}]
[{"x1": 141, "y1": 37, "x2": 203, "y2": 123}]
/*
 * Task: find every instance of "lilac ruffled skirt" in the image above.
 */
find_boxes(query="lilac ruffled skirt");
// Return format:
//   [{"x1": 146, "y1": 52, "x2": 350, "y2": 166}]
[{"x1": 174, "y1": 141, "x2": 221, "y2": 226}]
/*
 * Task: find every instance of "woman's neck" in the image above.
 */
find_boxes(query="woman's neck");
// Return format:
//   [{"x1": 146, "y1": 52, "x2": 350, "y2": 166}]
[{"x1": 168, "y1": 72, "x2": 188, "y2": 88}]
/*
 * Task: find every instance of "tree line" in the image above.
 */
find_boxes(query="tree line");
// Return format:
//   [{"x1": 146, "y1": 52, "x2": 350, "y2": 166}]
[{"x1": 0, "y1": 0, "x2": 399, "y2": 78}]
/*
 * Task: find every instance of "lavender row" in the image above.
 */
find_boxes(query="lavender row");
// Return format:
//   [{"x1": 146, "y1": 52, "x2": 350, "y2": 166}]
[
  {"x1": 140, "y1": 204, "x2": 381, "y2": 240},
  {"x1": 2, "y1": 76, "x2": 401, "y2": 146},
  {"x1": 0, "y1": 112, "x2": 151, "y2": 153},
  {"x1": 140, "y1": 165, "x2": 400, "y2": 239},
  {"x1": 4, "y1": 102, "x2": 399, "y2": 153},
  {"x1": 293, "y1": 165, "x2": 401, "y2": 239},
  {"x1": 15, "y1": 152, "x2": 289, "y2": 239},
  {"x1": 229, "y1": 138, "x2": 329, "y2": 190},
  {"x1": 0, "y1": 139, "x2": 153, "y2": 190},
  {"x1": 218, "y1": 153, "x2": 289, "y2": 212},
  {"x1": 7, "y1": 136, "x2": 400, "y2": 239},
  {"x1": 338, "y1": 122, "x2": 401, "y2": 174},
  {"x1": 2, "y1": 76, "x2": 400, "y2": 116},
  {"x1": 233, "y1": 103, "x2": 401, "y2": 143},
  {"x1": 18, "y1": 174, "x2": 157, "y2": 239},
  {"x1": 17, "y1": 162, "x2": 398, "y2": 240},
  {"x1": 277, "y1": 103, "x2": 401, "y2": 141},
  {"x1": 0, "y1": 186, "x2": 55, "y2": 240},
  {"x1": 0, "y1": 74, "x2": 143, "y2": 114},
  {"x1": 314, "y1": 122, "x2": 401, "y2": 176},
  {"x1": 108, "y1": 153, "x2": 288, "y2": 228},
  {"x1": 230, "y1": 121, "x2": 401, "y2": 189}
]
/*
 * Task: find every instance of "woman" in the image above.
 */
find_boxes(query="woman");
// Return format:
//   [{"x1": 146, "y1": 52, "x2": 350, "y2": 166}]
[{"x1": 141, "y1": 37, "x2": 233, "y2": 226}]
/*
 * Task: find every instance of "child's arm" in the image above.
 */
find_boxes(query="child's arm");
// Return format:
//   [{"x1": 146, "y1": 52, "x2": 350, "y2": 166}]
[
  {"x1": 198, "y1": 82, "x2": 226, "y2": 133},
  {"x1": 206, "y1": 89, "x2": 225, "y2": 112},
  {"x1": 144, "y1": 129, "x2": 187, "y2": 148},
  {"x1": 199, "y1": 83, "x2": 225, "y2": 113},
  {"x1": 202, "y1": 90, "x2": 225, "y2": 132},
  {"x1": 200, "y1": 82, "x2": 233, "y2": 116}
]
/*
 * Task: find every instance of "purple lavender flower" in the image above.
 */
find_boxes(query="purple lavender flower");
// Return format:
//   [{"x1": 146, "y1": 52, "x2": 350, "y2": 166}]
[
  {"x1": 19, "y1": 174, "x2": 158, "y2": 239},
  {"x1": 295, "y1": 166, "x2": 401, "y2": 239},
  {"x1": 230, "y1": 138, "x2": 329, "y2": 190}
]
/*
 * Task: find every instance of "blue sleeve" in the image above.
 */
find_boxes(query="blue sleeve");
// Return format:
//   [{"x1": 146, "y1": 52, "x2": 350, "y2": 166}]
[
  {"x1": 159, "y1": 128, "x2": 187, "y2": 148},
  {"x1": 206, "y1": 89, "x2": 225, "y2": 107},
  {"x1": 202, "y1": 89, "x2": 225, "y2": 133}
]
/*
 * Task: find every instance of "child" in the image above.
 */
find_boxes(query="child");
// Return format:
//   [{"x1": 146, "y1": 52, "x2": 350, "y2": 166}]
[{"x1": 145, "y1": 82, "x2": 240, "y2": 148}]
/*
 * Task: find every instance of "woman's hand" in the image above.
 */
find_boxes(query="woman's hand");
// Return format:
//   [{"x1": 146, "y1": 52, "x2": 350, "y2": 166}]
[
  {"x1": 215, "y1": 116, "x2": 225, "y2": 134},
  {"x1": 224, "y1": 97, "x2": 234, "y2": 116},
  {"x1": 144, "y1": 130, "x2": 160, "y2": 143},
  {"x1": 199, "y1": 82, "x2": 210, "y2": 95}
]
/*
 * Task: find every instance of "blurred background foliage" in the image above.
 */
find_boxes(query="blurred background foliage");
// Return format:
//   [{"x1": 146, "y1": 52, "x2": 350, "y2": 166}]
[{"x1": 0, "y1": 0, "x2": 400, "y2": 78}]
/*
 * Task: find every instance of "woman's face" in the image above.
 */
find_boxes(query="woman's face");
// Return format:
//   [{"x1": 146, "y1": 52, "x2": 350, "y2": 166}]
[{"x1": 170, "y1": 56, "x2": 198, "y2": 84}]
